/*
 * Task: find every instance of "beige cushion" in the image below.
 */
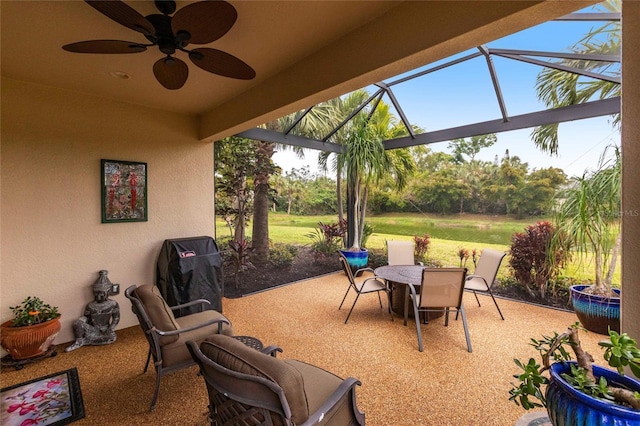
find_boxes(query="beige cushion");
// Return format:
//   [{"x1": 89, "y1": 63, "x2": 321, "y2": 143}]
[
  {"x1": 135, "y1": 285, "x2": 180, "y2": 345},
  {"x1": 160, "y1": 311, "x2": 234, "y2": 367},
  {"x1": 202, "y1": 334, "x2": 308, "y2": 424},
  {"x1": 286, "y1": 360, "x2": 352, "y2": 425}
]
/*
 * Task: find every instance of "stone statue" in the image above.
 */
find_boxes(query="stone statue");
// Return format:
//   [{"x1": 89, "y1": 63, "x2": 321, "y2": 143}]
[{"x1": 66, "y1": 270, "x2": 120, "y2": 352}]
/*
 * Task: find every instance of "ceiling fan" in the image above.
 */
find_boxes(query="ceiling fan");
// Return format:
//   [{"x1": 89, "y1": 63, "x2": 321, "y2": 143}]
[{"x1": 63, "y1": 0, "x2": 256, "y2": 90}]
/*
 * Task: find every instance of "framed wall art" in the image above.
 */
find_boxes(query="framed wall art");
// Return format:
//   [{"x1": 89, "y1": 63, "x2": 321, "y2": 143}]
[
  {"x1": 101, "y1": 159, "x2": 147, "y2": 223},
  {"x1": 1, "y1": 368, "x2": 85, "y2": 426}
]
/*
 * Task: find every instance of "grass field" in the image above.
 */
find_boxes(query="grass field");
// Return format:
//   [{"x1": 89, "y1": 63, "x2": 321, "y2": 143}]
[{"x1": 215, "y1": 212, "x2": 620, "y2": 285}]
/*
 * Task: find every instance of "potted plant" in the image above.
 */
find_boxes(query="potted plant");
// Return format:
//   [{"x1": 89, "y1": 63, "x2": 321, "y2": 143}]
[
  {"x1": 1, "y1": 296, "x2": 61, "y2": 360},
  {"x1": 509, "y1": 323, "x2": 640, "y2": 425},
  {"x1": 334, "y1": 107, "x2": 415, "y2": 270},
  {"x1": 552, "y1": 146, "x2": 621, "y2": 334}
]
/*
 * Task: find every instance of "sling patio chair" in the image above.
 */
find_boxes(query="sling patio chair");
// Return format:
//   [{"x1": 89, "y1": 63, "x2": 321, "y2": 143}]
[
  {"x1": 338, "y1": 251, "x2": 393, "y2": 324},
  {"x1": 124, "y1": 284, "x2": 234, "y2": 411},
  {"x1": 386, "y1": 240, "x2": 416, "y2": 265},
  {"x1": 463, "y1": 248, "x2": 506, "y2": 320},
  {"x1": 187, "y1": 334, "x2": 365, "y2": 425},
  {"x1": 405, "y1": 267, "x2": 472, "y2": 352}
]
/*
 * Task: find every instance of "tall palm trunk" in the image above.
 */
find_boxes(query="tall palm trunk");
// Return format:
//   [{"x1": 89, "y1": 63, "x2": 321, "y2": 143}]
[
  {"x1": 605, "y1": 232, "x2": 622, "y2": 287},
  {"x1": 252, "y1": 141, "x2": 275, "y2": 265}
]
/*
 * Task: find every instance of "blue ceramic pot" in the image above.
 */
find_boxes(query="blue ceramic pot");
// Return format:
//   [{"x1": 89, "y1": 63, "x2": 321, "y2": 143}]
[
  {"x1": 546, "y1": 362, "x2": 640, "y2": 426},
  {"x1": 570, "y1": 285, "x2": 620, "y2": 335},
  {"x1": 339, "y1": 249, "x2": 369, "y2": 270}
]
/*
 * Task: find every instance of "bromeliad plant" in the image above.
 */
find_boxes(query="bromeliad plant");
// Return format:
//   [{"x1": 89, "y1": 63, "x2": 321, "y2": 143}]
[
  {"x1": 8, "y1": 296, "x2": 60, "y2": 327},
  {"x1": 509, "y1": 323, "x2": 640, "y2": 410}
]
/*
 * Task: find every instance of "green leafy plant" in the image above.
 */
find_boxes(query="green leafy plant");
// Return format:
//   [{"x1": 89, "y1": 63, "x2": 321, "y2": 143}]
[
  {"x1": 306, "y1": 219, "x2": 347, "y2": 255},
  {"x1": 360, "y1": 223, "x2": 375, "y2": 249},
  {"x1": 9, "y1": 296, "x2": 60, "y2": 327},
  {"x1": 509, "y1": 323, "x2": 640, "y2": 411},
  {"x1": 269, "y1": 243, "x2": 298, "y2": 267},
  {"x1": 551, "y1": 146, "x2": 621, "y2": 297}
]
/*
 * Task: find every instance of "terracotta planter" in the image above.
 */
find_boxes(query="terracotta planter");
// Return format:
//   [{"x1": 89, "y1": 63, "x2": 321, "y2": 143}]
[
  {"x1": 570, "y1": 285, "x2": 620, "y2": 335},
  {"x1": 1, "y1": 317, "x2": 61, "y2": 360},
  {"x1": 546, "y1": 361, "x2": 640, "y2": 426}
]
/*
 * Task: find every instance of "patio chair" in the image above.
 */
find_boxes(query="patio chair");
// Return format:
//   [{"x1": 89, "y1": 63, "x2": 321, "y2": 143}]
[
  {"x1": 124, "y1": 284, "x2": 234, "y2": 411},
  {"x1": 338, "y1": 251, "x2": 393, "y2": 324},
  {"x1": 405, "y1": 267, "x2": 471, "y2": 352},
  {"x1": 463, "y1": 248, "x2": 506, "y2": 320},
  {"x1": 386, "y1": 240, "x2": 416, "y2": 265},
  {"x1": 187, "y1": 334, "x2": 365, "y2": 425}
]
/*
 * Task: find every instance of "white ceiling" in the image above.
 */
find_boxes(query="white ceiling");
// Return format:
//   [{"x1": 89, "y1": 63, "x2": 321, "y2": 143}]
[{"x1": 1, "y1": 1, "x2": 594, "y2": 140}]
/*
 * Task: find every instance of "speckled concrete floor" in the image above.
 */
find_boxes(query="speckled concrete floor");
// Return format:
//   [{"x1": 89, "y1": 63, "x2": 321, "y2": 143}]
[{"x1": 1, "y1": 272, "x2": 603, "y2": 425}]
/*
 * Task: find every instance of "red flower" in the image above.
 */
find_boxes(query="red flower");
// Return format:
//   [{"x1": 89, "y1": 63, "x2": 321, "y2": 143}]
[
  {"x1": 32, "y1": 389, "x2": 50, "y2": 398},
  {"x1": 46, "y1": 378, "x2": 62, "y2": 388},
  {"x1": 20, "y1": 418, "x2": 40, "y2": 426},
  {"x1": 7, "y1": 401, "x2": 36, "y2": 415}
]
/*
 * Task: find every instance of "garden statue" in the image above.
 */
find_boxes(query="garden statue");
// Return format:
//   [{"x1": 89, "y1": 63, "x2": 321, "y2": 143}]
[{"x1": 66, "y1": 270, "x2": 120, "y2": 352}]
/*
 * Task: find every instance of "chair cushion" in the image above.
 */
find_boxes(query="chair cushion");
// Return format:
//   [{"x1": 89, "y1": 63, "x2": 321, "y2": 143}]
[
  {"x1": 286, "y1": 359, "x2": 355, "y2": 425},
  {"x1": 160, "y1": 311, "x2": 234, "y2": 367},
  {"x1": 202, "y1": 334, "x2": 309, "y2": 424},
  {"x1": 134, "y1": 285, "x2": 180, "y2": 345}
]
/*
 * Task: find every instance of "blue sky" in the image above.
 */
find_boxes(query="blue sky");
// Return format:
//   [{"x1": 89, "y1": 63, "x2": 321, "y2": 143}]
[{"x1": 273, "y1": 3, "x2": 619, "y2": 179}]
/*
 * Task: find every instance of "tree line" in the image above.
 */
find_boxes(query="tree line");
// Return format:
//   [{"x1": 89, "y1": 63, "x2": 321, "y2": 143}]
[{"x1": 267, "y1": 142, "x2": 567, "y2": 218}]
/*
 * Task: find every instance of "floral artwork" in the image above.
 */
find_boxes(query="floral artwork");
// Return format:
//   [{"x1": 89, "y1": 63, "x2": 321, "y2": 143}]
[
  {"x1": 1, "y1": 368, "x2": 84, "y2": 426},
  {"x1": 101, "y1": 160, "x2": 147, "y2": 223}
]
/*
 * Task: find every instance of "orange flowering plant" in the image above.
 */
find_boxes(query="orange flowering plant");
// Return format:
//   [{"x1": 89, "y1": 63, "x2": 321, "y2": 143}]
[{"x1": 8, "y1": 296, "x2": 59, "y2": 327}]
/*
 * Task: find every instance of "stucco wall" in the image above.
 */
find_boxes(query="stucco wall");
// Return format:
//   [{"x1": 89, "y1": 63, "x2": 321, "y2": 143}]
[
  {"x1": 621, "y1": 1, "x2": 640, "y2": 342},
  {"x1": 0, "y1": 78, "x2": 214, "y2": 346}
]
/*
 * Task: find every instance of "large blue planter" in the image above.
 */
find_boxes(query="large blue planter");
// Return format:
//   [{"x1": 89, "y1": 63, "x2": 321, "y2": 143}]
[
  {"x1": 546, "y1": 362, "x2": 640, "y2": 426},
  {"x1": 339, "y1": 249, "x2": 369, "y2": 271},
  {"x1": 570, "y1": 285, "x2": 620, "y2": 335}
]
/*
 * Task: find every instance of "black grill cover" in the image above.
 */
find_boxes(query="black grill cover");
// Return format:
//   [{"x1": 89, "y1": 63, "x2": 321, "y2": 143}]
[{"x1": 156, "y1": 236, "x2": 223, "y2": 317}]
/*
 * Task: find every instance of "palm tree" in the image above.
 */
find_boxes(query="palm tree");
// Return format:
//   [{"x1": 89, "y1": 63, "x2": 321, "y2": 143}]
[
  {"x1": 553, "y1": 145, "x2": 621, "y2": 295},
  {"x1": 531, "y1": 0, "x2": 620, "y2": 154},
  {"x1": 251, "y1": 104, "x2": 340, "y2": 263},
  {"x1": 319, "y1": 91, "x2": 415, "y2": 250},
  {"x1": 532, "y1": 0, "x2": 621, "y2": 296}
]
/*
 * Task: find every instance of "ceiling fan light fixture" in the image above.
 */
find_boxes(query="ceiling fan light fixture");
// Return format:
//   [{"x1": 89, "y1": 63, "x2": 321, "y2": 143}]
[
  {"x1": 109, "y1": 70, "x2": 131, "y2": 80},
  {"x1": 66, "y1": 0, "x2": 255, "y2": 90},
  {"x1": 188, "y1": 51, "x2": 204, "y2": 62}
]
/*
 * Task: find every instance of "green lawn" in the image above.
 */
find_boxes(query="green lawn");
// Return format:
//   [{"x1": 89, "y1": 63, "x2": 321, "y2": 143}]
[{"x1": 216, "y1": 212, "x2": 620, "y2": 285}]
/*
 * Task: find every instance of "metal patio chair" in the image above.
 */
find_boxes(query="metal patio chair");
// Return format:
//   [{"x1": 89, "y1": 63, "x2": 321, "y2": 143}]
[
  {"x1": 124, "y1": 284, "x2": 234, "y2": 411},
  {"x1": 405, "y1": 267, "x2": 472, "y2": 352},
  {"x1": 338, "y1": 251, "x2": 393, "y2": 324}
]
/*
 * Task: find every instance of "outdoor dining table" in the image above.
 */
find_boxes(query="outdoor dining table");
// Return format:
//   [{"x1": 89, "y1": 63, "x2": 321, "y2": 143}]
[{"x1": 374, "y1": 265, "x2": 445, "y2": 321}]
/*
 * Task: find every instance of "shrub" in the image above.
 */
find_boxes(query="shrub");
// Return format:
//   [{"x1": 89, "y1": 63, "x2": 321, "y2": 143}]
[
  {"x1": 227, "y1": 239, "x2": 254, "y2": 287},
  {"x1": 361, "y1": 223, "x2": 375, "y2": 248},
  {"x1": 269, "y1": 243, "x2": 297, "y2": 267},
  {"x1": 509, "y1": 221, "x2": 569, "y2": 298},
  {"x1": 413, "y1": 234, "x2": 430, "y2": 263},
  {"x1": 306, "y1": 218, "x2": 347, "y2": 255}
]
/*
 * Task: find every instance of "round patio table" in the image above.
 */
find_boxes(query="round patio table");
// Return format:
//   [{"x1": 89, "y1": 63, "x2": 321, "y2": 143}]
[{"x1": 374, "y1": 265, "x2": 444, "y2": 320}]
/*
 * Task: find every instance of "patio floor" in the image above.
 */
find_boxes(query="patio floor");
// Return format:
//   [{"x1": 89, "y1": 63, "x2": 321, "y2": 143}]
[{"x1": 0, "y1": 271, "x2": 604, "y2": 425}]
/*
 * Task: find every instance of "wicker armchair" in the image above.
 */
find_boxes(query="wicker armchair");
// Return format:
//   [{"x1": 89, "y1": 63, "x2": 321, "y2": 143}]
[{"x1": 187, "y1": 334, "x2": 365, "y2": 425}]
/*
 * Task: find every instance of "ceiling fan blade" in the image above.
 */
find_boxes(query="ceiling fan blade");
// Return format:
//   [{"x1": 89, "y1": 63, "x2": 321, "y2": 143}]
[
  {"x1": 85, "y1": 0, "x2": 155, "y2": 36},
  {"x1": 189, "y1": 48, "x2": 255, "y2": 80},
  {"x1": 63, "y1": 40, "x2": 147, "y2": 54},
  {"x1": 172, "y1": 1, "x2": 237, "y2": 45},
  {"x1": 153, "y1": 57, "x2": 189, "y2": 90}
]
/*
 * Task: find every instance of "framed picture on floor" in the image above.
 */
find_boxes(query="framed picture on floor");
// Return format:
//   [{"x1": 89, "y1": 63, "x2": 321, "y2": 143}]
[
  {"x1": 101, "y1": 159, "x2": 147, "y2": 223},
  {"x1": 1, "y1": 368, "x2": 85, "y2": 426}
]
